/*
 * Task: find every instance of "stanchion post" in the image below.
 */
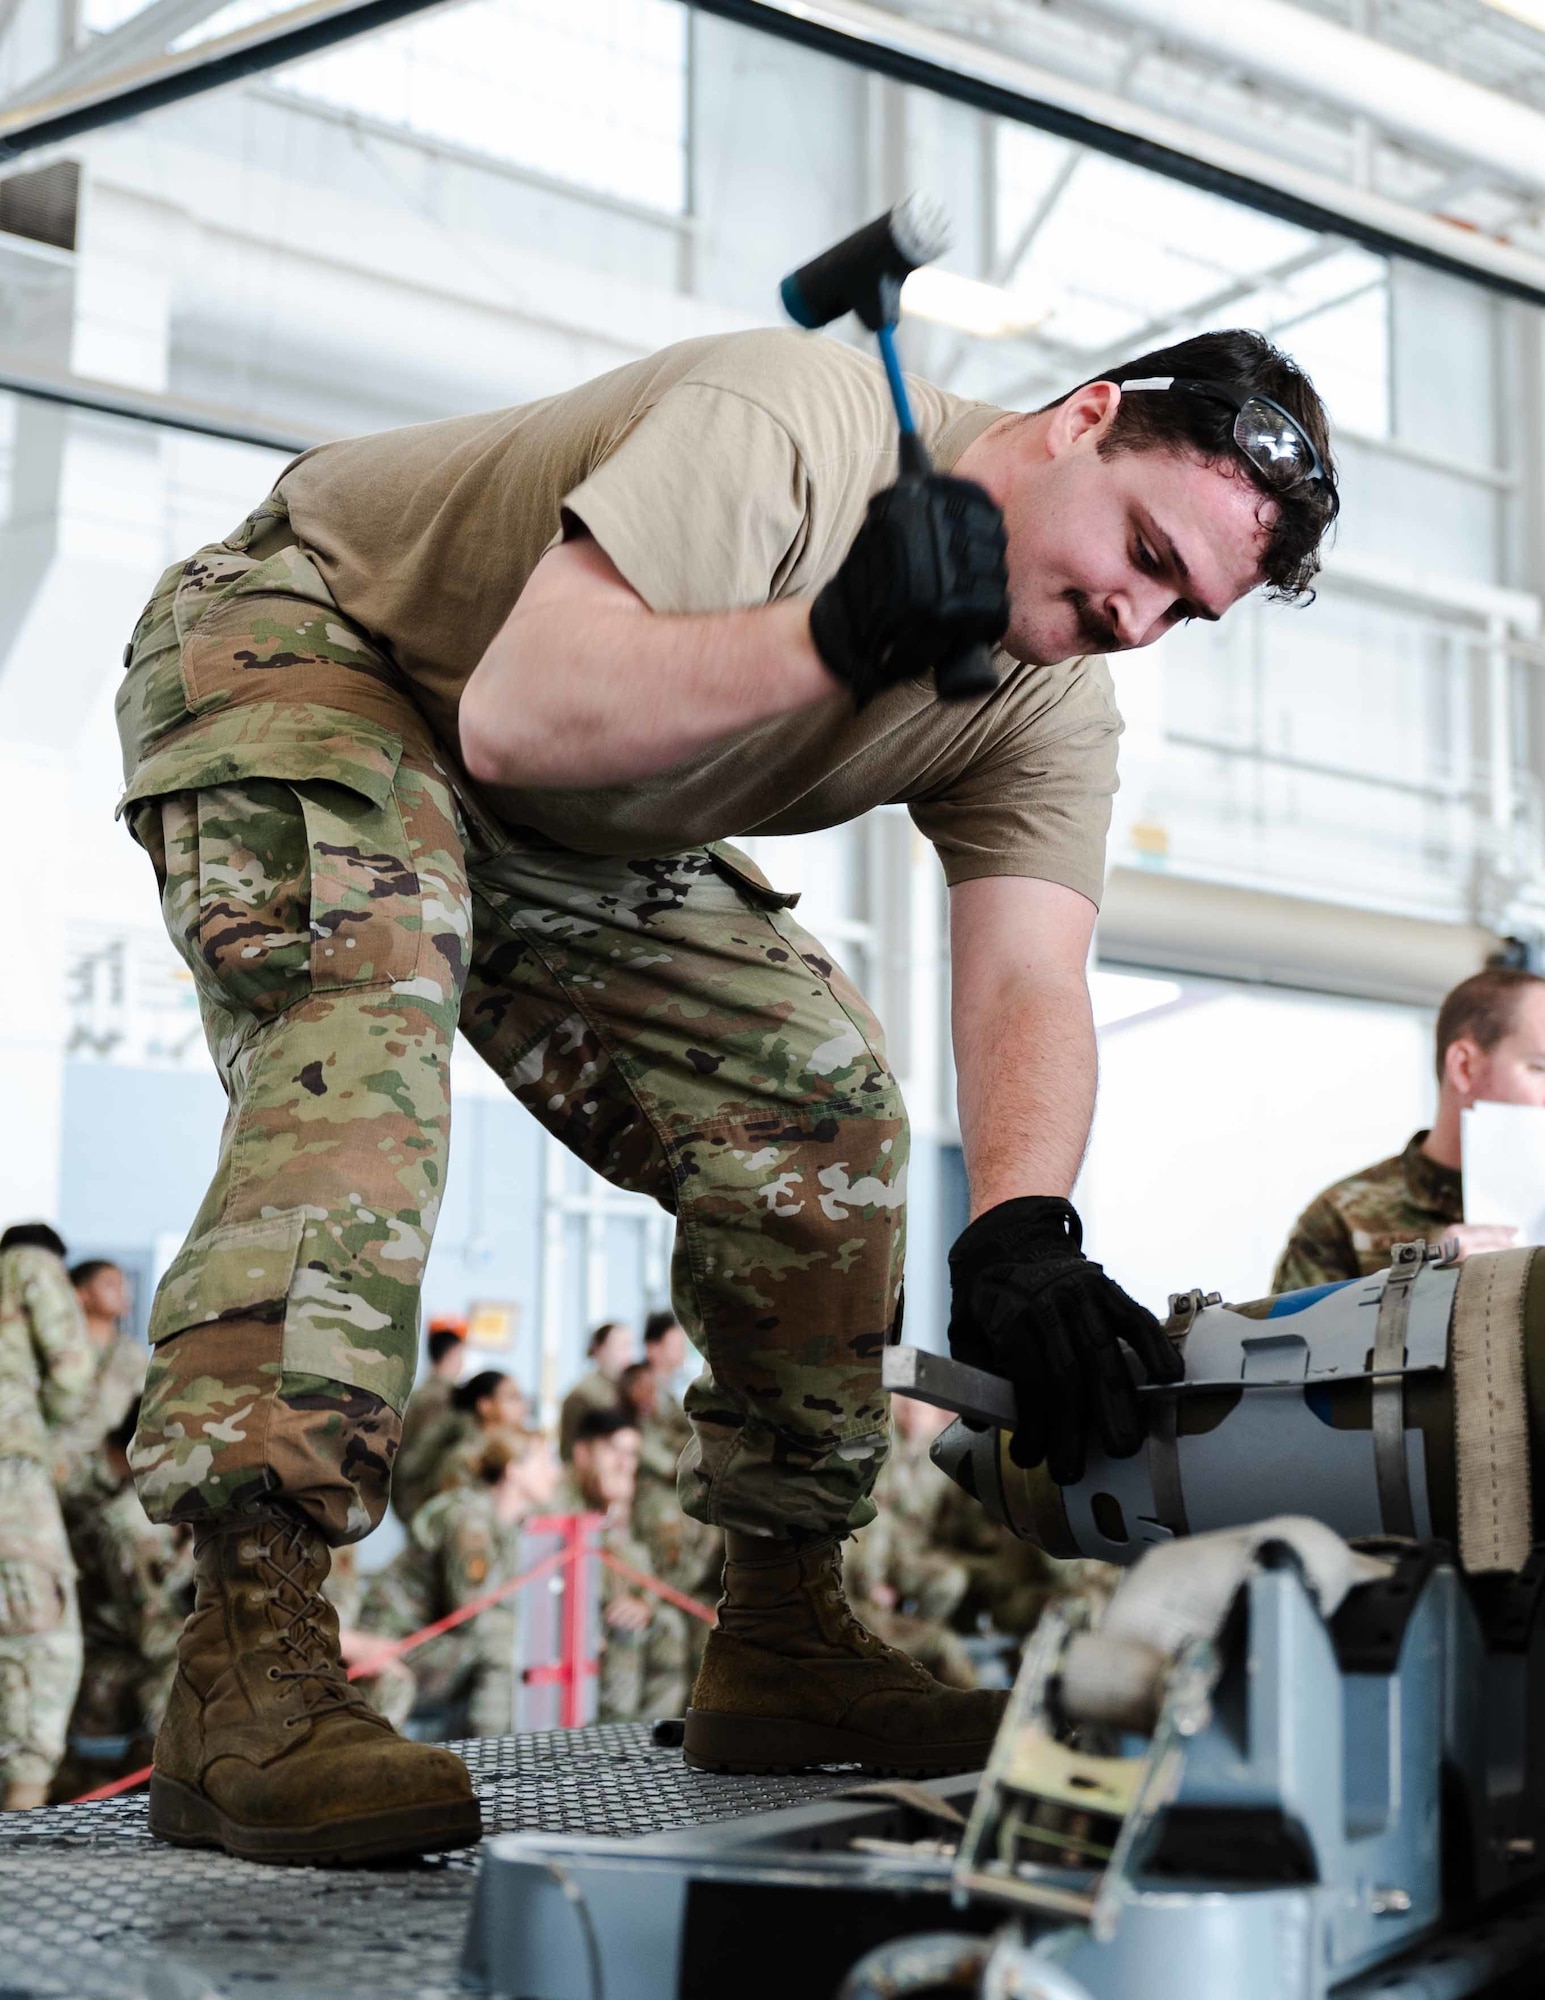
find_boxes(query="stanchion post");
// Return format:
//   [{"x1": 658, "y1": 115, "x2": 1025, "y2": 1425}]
[{"x1": 524, "y1": 1511, "x2": 604, "y2": 1729}]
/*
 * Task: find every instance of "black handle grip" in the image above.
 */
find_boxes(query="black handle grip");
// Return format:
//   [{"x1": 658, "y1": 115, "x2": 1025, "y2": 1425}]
[{"x1": 936, "y1": 643, "x2": 1000, "y2": 701}]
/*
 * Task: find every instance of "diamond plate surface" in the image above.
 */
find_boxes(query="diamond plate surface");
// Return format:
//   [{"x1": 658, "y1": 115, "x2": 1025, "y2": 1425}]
[{"x1": 0, "y1": 1724, "x2": 863, "y2": 1999}]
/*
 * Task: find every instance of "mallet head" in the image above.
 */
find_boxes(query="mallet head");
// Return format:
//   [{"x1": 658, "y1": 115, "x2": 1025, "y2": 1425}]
[{"x1": 780, "y1": 193, "x2": 951, "y2": 334}]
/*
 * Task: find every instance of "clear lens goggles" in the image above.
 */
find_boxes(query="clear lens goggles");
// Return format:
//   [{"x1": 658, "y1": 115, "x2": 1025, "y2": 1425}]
[{"x1": 1118, "y1": 375, "x2": 1327, "y2": 493}]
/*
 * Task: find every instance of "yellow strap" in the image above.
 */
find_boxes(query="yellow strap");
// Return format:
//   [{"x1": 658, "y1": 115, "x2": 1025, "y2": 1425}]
[{"x1": 1452, "y1": 1247, "x2": 1535, "y2": 1574}]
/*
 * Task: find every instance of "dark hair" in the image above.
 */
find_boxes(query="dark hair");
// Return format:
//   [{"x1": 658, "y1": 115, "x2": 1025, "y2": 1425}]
[
  {"x1": 1436, "y1": 967, "x2": 1545, "y2": 1083},
  {"x1": 619, "y1": 1360, "x2": 654, "y2": 1407},
  {"x1": 0, "y1": 1223, "x2": 66, "y2": 1257},
  {"x1": 1049, "y1": 329, "x2": 1338, "y2": 605},
  {"x1": 70, "y1": 1258, "x2": 119, "y2": 1289},
  {"x1": 108, "y1": 1397, "x2": 142, "y2": 1456},
  {"x1": 473, "y1": 1427, "x2": 544, "y2": 1484},
  {"x1": 643, "y1": 1310, "x2": 682, "y2": 1347},
  {"x1": 451, "y1": 1369, "x2": 509, "y2": 1414},
  {"x1": 572, "y1": 1407, "x2": 637, "y2": 1447},
  {"x1": 586, "y1": 1320, "x2": 628, "y2": 1359},
  {"x1": 427, "y1": 1326, "x2": 465, "y2": 1367}
]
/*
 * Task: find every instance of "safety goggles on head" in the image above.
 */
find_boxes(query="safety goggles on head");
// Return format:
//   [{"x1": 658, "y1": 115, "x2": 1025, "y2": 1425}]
[{"x1": 1118, "y1": 375, "x2": 1328, "y2": 494}]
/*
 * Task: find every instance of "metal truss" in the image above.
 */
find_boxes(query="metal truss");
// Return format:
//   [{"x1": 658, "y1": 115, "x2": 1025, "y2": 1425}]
[{"x1": 5, "y1": 0, "x2": 1545, "y2": 312}]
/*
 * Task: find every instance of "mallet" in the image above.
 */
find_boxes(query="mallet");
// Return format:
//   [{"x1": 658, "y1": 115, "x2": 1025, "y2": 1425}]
[{"x1": 781, "y1": 196, "x2": 1002, "y2": 701}]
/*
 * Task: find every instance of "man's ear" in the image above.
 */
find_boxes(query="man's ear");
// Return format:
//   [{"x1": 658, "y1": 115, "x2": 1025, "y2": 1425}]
[
  {"x1": 1443, "y1": 1035, "x2": 1481, "y2": 1101},
  {"x1": 1045, "y1": 380, "x2": 1121, "y2": 458}
]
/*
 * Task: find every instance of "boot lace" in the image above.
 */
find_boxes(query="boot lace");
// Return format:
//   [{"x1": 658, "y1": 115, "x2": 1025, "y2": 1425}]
[
  {"x1": 252, "y1": 1515, "x2": 362, "y2": 1722},
  {"x1": 814, "y1": 1547, "x2": 912, "y2": 1664}
]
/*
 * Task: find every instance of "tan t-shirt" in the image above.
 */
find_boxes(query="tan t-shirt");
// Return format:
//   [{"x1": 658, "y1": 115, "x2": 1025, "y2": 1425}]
[{"x1": 278, "y1": 328, "x2": 1120, "y2": 898}]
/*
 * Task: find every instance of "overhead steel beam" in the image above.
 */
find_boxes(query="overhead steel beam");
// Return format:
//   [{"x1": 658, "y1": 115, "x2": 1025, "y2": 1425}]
[
  {"x1": 698, "y1": 0, "x2": 1545, "y2": 307},
  {"x1": 0, "y1": 350, "x2": 317, "y2": 451},
  {"x1": 983, "y1": 239, "x2": 1345, "y2": 406},
  {"x1": 1082, "y1": 0, "x2": 1545, "y2": 200},
  {"x1": 3, "y1": 0, "x2": 1545, "y2": 309},
  {"x1": 0, "y1": 0, "x2": 456, "y2": 161},
  {"x1": 15, "y1": 0, "x2": 264, "y2": 106}
]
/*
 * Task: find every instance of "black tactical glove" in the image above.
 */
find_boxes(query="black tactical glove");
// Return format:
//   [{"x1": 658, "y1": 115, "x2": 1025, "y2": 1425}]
[
  {"x1": 947, "y1": 1196, "x2": 1183, "y2": 1487},
  {"x1": 809, "y1": 472, "x2": 1009, "y2": 708}
]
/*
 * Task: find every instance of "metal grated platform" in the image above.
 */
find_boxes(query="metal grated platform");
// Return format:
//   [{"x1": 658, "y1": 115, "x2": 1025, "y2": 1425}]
[{"x1": 0, "y1": 1725, "x2": 866, "y2": 2000}]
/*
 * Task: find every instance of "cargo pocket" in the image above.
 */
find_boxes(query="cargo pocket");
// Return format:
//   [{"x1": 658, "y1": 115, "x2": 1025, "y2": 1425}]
[
  {"x1": 149, "y1": 1208, "x2": 307, "y2": 1348},
  {"x1": 177, "y1": 553, "x2": 395, "y2": 716},
  {"x1": 296, "y1": 781, "x2": 424, "y2": 993},
  {"x1": 146, "y1": 1208, "x2": 413, "y2": 1463},
  {"x1": 118, "y1": 702, "x2": 406, "y2": 821},
  {"x1": 119, "y1": 706, "x2": 424, "y2": 1012}
]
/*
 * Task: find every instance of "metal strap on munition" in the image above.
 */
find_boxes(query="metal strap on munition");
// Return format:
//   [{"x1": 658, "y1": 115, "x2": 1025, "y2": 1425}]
[
  {"x1": 1148, "y1": 1289, "x2": 1217, "y2": 1537},
  {"x1": 1452, "y1": 1247, "x2": 1535, "y2": 1574},
  {"x1": 1372, "y1": 1243, "x2": 1425, "y2": 1539}
]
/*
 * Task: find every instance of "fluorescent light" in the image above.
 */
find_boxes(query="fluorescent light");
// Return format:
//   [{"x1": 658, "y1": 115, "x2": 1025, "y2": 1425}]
[{"x1": 900, "y1": 266, "x2": 1045, "y2": 339}]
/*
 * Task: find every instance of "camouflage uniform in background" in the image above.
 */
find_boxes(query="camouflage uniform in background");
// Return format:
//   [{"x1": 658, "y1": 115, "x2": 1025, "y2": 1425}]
[
  {"x1": 391, "y1": 1375, "x2": 463, "y2": 1525},
  {"x1": 631, "y1": 1394, "x2": 721, "y2": 1682},
  {"x1": 360, "y1": 1484, "x2": 522, "y2": 1736},
  {"x1": 60, "y1": 1457, "x2": 192, "y2": 1744},
  {"x1": 933, "y1": 1477, "x2": 1116, "y2": 1642},
  {"x1": 0, "y1": 1248, "x2": 94, "y2": 1798},
  {"x1": 558, "y1": 1371, "x2": 625, "y2": 1464},
  {"x1": 1272, "y1": 1131, "x2": 1463, "y2": 1292},
  {"x1": 633, "y1": 1394, "x2": 723, "y2": 1608},
  {"x1": 321, "y1": 1545, "x2": 415, "y2": 1729},
  {"x1": 51, "y1": 1334, "x2": 148, "y2": 1498},
  {"x1": 118, "y1": 502, "x2": 906, "y2": 1552},
  {"x1": 844, "y1": 1423, "x2": 976, "y2": 1688},
  {"x1": 596, "y1": 1525, "x2": 692, "y2": 1723}
]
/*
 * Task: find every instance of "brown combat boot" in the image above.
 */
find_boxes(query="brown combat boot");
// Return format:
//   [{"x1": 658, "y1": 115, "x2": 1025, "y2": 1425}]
[
  {"x1": 682, "y1": 1532, "x2": 1006, "y2": 1775},
  {"x1": 149, "y1": 1507, "x2": 481, "y2": 1864}
]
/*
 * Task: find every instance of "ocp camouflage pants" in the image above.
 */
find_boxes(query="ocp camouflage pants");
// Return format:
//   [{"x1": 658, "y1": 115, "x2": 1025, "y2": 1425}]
[
  {"x1": 118, "y1": 505, "x2": 908, "y2": 1548},
  {"x1": 0, "y1": 1458, "x2": 82, "y2": 1790}
]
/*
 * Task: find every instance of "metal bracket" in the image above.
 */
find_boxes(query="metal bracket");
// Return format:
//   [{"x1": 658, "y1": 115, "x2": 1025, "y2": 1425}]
[{"x1": 1163, "y1": 1289, "x2": 1222, "y2": 1339}]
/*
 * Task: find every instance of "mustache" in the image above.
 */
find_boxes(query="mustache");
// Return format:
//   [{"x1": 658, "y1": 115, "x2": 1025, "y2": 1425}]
[{"x1": 1066, "y1": 591, "x2": 1120, "y2": 653}]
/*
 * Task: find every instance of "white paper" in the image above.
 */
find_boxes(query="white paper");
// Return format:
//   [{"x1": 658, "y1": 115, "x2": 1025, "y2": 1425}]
[{"x1": 1461, "y1": 1102, "x2": 1545, "y2": 1244}]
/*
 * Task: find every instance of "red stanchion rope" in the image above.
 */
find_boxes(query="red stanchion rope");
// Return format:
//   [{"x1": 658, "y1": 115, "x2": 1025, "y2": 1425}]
[
  {"x1": 71, "y1": 1763, "x2": 158, "y2": 1804},
  {"x1": 344, "y1": 1544, "x2": 571, "y2": 1671},
  {"x1": 72, "y1": 1537, "x2": 716, "y2": 1804},
  {"x1": 598, "y1": 1550, "x2": 718, "y2": 1626}
]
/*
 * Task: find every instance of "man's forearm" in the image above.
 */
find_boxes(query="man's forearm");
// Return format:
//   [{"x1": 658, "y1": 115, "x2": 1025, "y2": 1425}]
[
  {"x1": 954, "y1": 969, "x2": 1097, "y2": 1219},
  {"x1": 460, "y1": 539, "x2": 837, "y2": 789}
]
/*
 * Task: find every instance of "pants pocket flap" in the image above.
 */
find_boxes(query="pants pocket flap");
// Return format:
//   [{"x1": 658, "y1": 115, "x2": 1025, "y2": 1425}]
[
  {"x1": 706, "y1": 840, "x2": 801, "y2": 909},
  {"x1": 150, "y1": 1210, "x2": 307, "y2": 1345},
  {"x1": 118, "y1": 705, "x2": 404, "y2": 819}
]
